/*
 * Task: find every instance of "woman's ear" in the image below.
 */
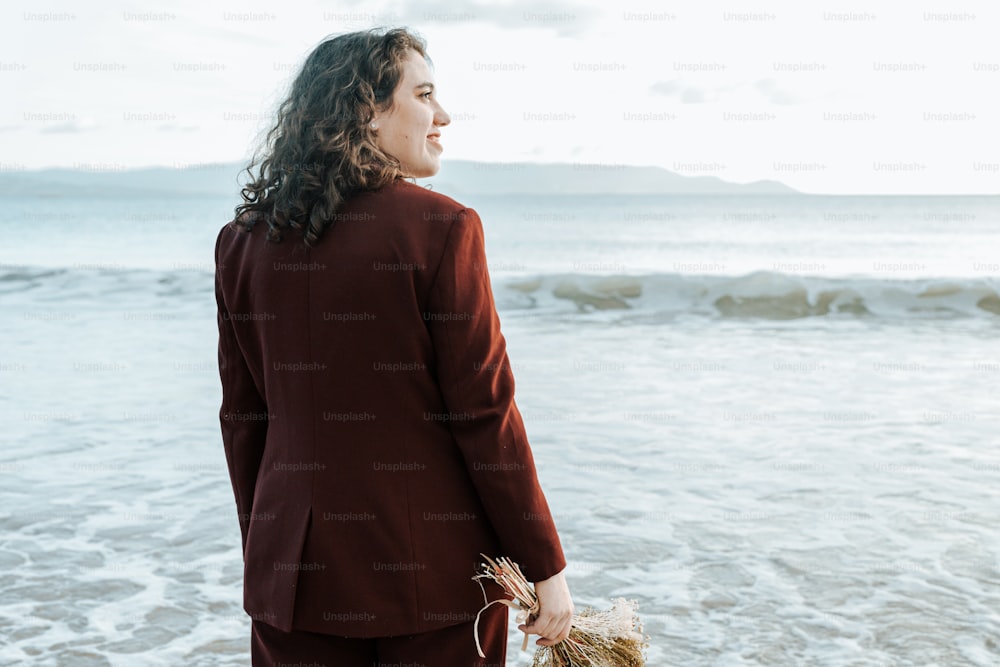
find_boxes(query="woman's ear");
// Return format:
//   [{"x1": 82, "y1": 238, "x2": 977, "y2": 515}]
[{"x1": 370, "y1": 103, "x2": 393, "y2": 131}]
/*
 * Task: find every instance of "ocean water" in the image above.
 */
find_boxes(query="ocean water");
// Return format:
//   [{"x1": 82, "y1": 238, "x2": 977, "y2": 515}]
[{"x1": 1, "y1": 192, "x2": 999, "y2": 666}]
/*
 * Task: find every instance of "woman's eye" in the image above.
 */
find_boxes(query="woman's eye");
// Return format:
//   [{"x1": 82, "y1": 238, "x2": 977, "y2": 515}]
[{"x1": 421, "y1": 91, "x2": 433, "y2": 99}]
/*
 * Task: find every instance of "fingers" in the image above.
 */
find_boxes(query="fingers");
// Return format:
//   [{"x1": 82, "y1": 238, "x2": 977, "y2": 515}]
[
  {"x1": 534, "y1": 636, "x2": 564, "y2": 648},
  {"x1": 529, "y1": 622, "x2": 572, "y2": 647},
  {"x1": 518, "y1": 608, "x2": 573, "y2": 645},
  {"x1": 520, "y1": 569, "x2": 575, "y2": 646}
]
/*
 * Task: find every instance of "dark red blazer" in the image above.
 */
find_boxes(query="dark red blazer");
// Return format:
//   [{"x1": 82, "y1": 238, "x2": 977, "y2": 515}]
[{"x1": 214, "y1": 178, "x2": 566, "y2": 637}]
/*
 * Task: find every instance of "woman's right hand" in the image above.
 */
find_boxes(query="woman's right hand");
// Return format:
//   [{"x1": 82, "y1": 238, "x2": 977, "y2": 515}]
[{"x1": 518, "y1": 568, "x2": 574, "y2": 647}]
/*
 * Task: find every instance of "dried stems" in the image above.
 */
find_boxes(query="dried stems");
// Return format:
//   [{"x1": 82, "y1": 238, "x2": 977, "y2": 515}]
[{"x1": 473, "y1": 554, "x2": 649, "y2": 667}]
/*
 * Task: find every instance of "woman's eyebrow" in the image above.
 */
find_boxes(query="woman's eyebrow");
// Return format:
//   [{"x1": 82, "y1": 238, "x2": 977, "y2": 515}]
[{"x1": 414, "y1": 82, "x2": 435, "y2": 92}]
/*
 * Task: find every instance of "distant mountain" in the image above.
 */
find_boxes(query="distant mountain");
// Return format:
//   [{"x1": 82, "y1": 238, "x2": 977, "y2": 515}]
[
  {"x1": 0, "y1": 163, "x2": 249, "y2": 198},
  {"x1": 418, "y1": 160, "x2": 799, "y2": 196},
  {"x1": 0, "y1": 160, "x2": 799, "y2": 198}
]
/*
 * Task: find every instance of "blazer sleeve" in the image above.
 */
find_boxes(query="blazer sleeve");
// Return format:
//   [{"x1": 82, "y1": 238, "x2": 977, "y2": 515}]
[
  {"x1": 214, "y1": 228, "x2": 268, "y2": 557},
  {"x1": 424, "y1": 207, "x2": 567, "y2": 582}
]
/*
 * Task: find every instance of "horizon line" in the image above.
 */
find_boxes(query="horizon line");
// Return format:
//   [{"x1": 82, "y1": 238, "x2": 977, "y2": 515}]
[{"x1": 2, "y1": 159, "x2": 998, "y2": 197}]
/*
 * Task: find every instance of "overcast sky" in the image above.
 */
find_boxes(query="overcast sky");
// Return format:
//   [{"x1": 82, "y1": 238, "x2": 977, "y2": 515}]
[{"x1": 3, "y1": 0, "x2": 998, "y2": 194}]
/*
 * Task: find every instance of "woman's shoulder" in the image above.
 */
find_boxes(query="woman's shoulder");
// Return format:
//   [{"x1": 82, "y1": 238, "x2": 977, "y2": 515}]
[
  {"x1": 377, "y1": 178, "x2": 470, "y2": 215},
  {"x1": 217, "y1": 210, "x2": 261, "y2": 239}
]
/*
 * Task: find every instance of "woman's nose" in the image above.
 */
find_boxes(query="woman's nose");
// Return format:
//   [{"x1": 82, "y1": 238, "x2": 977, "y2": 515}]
[{"x1": 435, "y1": 105, "x2": 451, "y2": 127}]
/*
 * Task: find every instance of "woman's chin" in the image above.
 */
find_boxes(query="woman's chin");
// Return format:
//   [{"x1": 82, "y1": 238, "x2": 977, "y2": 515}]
[{"x1": 403, "y1": 163, "x2": 440, "y2": 179}]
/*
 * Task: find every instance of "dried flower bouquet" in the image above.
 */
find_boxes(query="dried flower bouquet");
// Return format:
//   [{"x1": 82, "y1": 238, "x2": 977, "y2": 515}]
[{"x1": 473, "y1": 554, "x2": 649, "y2": 666}]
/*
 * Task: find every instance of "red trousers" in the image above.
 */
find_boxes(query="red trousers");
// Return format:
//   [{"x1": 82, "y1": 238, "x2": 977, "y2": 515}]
[{"x1": 250, "y1": 602, "x2": 509, "y2": 666}]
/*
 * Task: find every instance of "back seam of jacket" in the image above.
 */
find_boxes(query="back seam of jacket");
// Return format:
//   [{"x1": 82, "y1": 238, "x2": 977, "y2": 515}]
[{"x1": 304, "y1": 240, "x2": 319, "y2": 537}]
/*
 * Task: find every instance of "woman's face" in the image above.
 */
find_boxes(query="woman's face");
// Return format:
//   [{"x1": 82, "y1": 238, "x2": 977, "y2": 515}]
[{"x1": 371, "y1": 49, "x2": 451, "y2": 178}]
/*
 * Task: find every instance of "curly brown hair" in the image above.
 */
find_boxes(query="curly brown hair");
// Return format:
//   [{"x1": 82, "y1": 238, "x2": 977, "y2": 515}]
[{"x1": 233, "y1": 27, "x2": 428, "y2": 246}]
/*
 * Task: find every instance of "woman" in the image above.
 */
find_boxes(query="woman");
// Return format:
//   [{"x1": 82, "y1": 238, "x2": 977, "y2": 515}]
[{"x1": 214, "y1": 27, "x2": 573, "y2": 665}]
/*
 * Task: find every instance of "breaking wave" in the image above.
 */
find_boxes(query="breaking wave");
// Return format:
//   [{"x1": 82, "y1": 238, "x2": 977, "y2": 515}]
[{"x1": 495, "y1": 270, "x2": 1000, "y2": 320}]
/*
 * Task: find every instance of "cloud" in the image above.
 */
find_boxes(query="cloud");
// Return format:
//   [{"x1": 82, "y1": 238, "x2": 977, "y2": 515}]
[
  {"x1": 651, "y1": 78, "x2": 799, "y2": 105},
  {"x1": 157, "y1": 123, "x2": 199, "y2": 132},
  {"x1": 392, "y1": 0, "x2": 597, "y2": 37},
  {"x1": 40, "y1": 120, "x2": 100, "y2": 134},
  {"x1": 650, "y1": 81, "x2": 679, "y2": 96},
  {"x1": 650, "y1": 80, "x2": 707, "y2": 104},
  {"x1": 753, "y1": 78, "x2": 797, "y2": 105},
  {"x1": 680, "y1": 87, "x2": 706, "y2": 104}
]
